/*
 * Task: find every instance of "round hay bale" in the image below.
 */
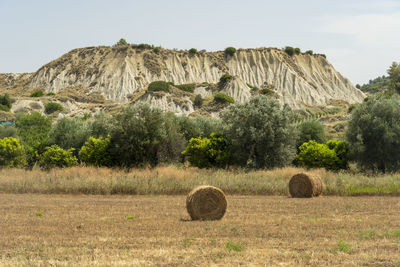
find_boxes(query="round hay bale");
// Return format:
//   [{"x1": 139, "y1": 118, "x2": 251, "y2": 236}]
[
  {"x1": 289, "y1": 173, "x2": 323, "y2": 198},
  {"x1": 186, "y1": 185, "x2": 227, "y2": 220}
]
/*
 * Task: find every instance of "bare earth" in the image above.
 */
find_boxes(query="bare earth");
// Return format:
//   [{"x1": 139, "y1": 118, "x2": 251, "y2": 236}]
[{"x1": 0, "y1": 194, "x2": 399, "y2": 266}]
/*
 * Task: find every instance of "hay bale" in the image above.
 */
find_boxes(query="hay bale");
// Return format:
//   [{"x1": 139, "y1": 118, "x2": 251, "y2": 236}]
[
  {"x1": 186, "y1": 185, "x2": 227, "y2": 220},
  {"x1": 289, "y1": 173, "x2": 323, "y2": 198}
]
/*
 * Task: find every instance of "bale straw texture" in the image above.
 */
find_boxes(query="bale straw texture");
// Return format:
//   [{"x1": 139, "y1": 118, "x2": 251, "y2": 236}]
[
  {"x1": 289, "y1": 173, "x2": 323, "y2": 198},
  {"x1": 186, "y1": 185, "x2": 227, "y2": 220}
]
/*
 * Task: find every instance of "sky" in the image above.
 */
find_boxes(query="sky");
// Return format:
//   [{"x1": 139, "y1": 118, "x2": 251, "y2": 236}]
[{"x1": 0, "y1": 0, "x2": 399, "y2": 85}]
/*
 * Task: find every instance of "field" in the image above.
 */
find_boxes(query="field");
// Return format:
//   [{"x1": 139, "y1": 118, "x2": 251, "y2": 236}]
[{"x1": 0, "y1": 194, "x2": 399, "y2": 266}]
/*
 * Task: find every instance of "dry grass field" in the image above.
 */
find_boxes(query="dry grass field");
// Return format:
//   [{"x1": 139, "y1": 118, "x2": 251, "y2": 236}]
[{"x1": 0, "y1": 194, "x2": 399, "y2": 266}]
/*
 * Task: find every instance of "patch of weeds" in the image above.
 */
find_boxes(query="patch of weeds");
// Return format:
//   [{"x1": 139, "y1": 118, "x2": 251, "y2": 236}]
[
  {"x1": 225, "y1": 240, "x2": 243, "y2": 252},
  {"x1": 182, "y1": 237, "x2": 192, "y2": 248},
  {"x1": 210, "y1": 238, "x2": 217, "y2": 245},
  {"x1": 359, "y1": 229, "x2": 376, "y2": 240},
  {"x1": 331, "y1": 239, "x2": 352, "y2": 254},
  {"x1": 204, "y1": 225, "x2": 212, "y2": 231},
  {"x1": 126, "y1": 216, "x2": 134, "y2": 220},
  {"x1": 393, "y1": 229, "x2": 400, "y2": 238},
  {"x1": 36, "y1": 211, "x2": 44, "y2": 216}
]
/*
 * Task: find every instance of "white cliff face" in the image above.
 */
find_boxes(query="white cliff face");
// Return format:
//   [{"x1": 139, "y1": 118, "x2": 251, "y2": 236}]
[
  {"x1": 138, "y1": 92, "x2": 194, "y2": 115},
  {"x1": 27, "y1": 46, "x2": 365, "y2": 110}
]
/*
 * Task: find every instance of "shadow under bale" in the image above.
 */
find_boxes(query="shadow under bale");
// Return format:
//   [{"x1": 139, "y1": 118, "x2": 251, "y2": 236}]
[
  {"x1": 186, "y1": 185, "x2": 227, "y2": 220},
  {"x1": 289, "y1": 173, "x2": 323, "y2": 198}
]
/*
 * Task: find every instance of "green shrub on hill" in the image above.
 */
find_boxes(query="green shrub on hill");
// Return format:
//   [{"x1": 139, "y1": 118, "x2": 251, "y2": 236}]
[
  {"x1": 224, "y1": 47, "x2": 236, "y2": 57},
  {"x1": 0, "y1": 94, "x2": 12, "y2": 112},
  {"x1": 189, "y1": 48, "x2": 197, "y2": 54},
  {"x1": 148, "y1": 81, "x2": 170, "y2": 92},
  {"x1": 175, "y1": 83, "x2": 195, "y2": 93},
  {"x1": 214, "y1": 93, "x2": 234, "y2": 104},
  {"x1": 45, "y1": 102, "x2": 63, "y2": 114},
  {"x1": 284, "y1": 46, "x2": 295, "y2": 56},
  {"x1": 219, "y1": 73, "x2": 233, "y2": 88},
  {"x1": 30, "y1": 90, "x2": 44, "y2": 97}
]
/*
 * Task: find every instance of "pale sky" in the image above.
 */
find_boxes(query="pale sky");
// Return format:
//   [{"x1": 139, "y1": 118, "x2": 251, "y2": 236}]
[{"x1": 0, "y1": 0, "x2": 399, "y2": 85}]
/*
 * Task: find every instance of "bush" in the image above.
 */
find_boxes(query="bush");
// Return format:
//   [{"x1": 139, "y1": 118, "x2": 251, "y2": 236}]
[
  {"x1": 148, "y1": 81, "x2": 170, "y2": 92},
  {"x1": 175, "y1": 83, "x2": 195, "y2": 93},
  {"x1": 214, "y1": 93, "x2": 234, "y2": 104},
  {"x1": 218, "y1": 73, "x2": 233, "y2": 88},
  {"x1": 296, "y1": 140, "x2": 337, "y2": 170},
  {"x1": 346, "y1": 96, "x2": 400, "y2": 172},
  {"x1": 45, "y1": 102, "x2": 63, "y2": 114},
  {"x1": 194, "y1": 94, "x2": 203, "y2": 108},
  {"x1": 224, "y1": 47, "x2": 236, "y2": 57},
  {"x1": 116, "y1": 38, "x2": 128, "y2": 46},
  {"x1": 30, "y1": 90, "x2": 44, "y2": 97},
  {"x1": 47, "y1": 117, "x2": 92, "y2": 155},
  {"x1": 0, "y1": 94, "x2": 12, "y2": 111},
  {"x1": 260, "y1": 88, "x2": 274, "y2": 95},
  {"x1": 152, "y1": 46, "x2": 161, "y2": 54},
  {"x1": 305, "y1": 50, "x2": 313, "y2": 55},
  {"x1": 294, "y1": 48, "x2": 301, "y2": 55},
  {"x1": 0, "y1": 137, "x2": 26, "y2": 167},
  {"x1": 0, "y1": 125, "x2": 17, "y2": 139},
  {"x1": 297, "y1": 120, "x2": 326, "y2": 148},
  {"x1": 38, "y1": 145, "x2": 78, "y2": 169},
  {"x1": 16, "y1": 112, "x2": 52, "y2": 166},
  {"x1": 222, "y1": 96, "x2": 297, "y2": 168},
  {"x1": 284, "y1": 46, "x2": 295, "y2": 56},
  {"x1": 326, "y1": 140, "x2": 349, "y2": 170},
  {"x1": 189, "y1": 48, "x2": 197, "y2": 54},
  {"x1": 79, "y1": 136, "x2": 111, "y2": 166},
  {"x1": 108, "y1": 103, "x2": 166, "y2": 167},
  {"x1": 182, "y1": 132, "x2": 229, "y2": 168}
]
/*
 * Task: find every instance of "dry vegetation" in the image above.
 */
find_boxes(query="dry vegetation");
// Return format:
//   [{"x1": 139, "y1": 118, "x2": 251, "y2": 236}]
[
  {"x1": 0, "y1": 166, "x2": 400, "y2": 196},
  {"x1": 0, "y1": 194, "x2": 399, "y2": 266}
]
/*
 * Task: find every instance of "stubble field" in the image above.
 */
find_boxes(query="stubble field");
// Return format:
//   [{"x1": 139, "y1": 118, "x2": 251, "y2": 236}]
[{"x1": 0, "y1": 194, "x2": 399, "y2": 266}]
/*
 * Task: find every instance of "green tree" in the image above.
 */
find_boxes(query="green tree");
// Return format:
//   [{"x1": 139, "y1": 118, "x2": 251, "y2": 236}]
[
  {"x1": 38, "y1": 145, "x2": 78, "y2": 170},
  {"x1": 177, "y1": 116, "x2": 222, "y2": 141},
  {"x1": 388, "y1": 62, "x2": 400, "y2": 93},
  {"x1": 16, "y1": 112, "x2": 52, "y2": 166},
  {"x1": 108, "y1": 103, "x2": 166, "y2": 167},
  {"x1": 296, "y1": 140, "x2": 337, "y2": 170},
  {"x1": 194, "y1": 94, "x2": 203, "y2": 108},
  {"x1": 79, "y1": 136, "x2": 111, "y2": 166},
  {"x1": 221, "y1": 96, "x2": 297, "y2": 168},
  {"x1": 0, "y1": 137, "x2": 26, "y2": 167},
  {"x1": 44, "y1": 102, "x2": 63, "y2": 114},
  {"x1": 346, "y1": 96, "x2": 400, "y2": 172},
  {"x1": 224, "y1": 47, "x2": 236, "y2": 57},
  {"x1": 296, "y1": 120, "x2": 326, "y2": 148},
  {"x1": 182, "y1": 132, "x2": 229, "y2": 168},
  {"x1": 116, "y1": 38, "x2": 128, "y2": 46},
  {"x1": 326, "y1": 140, "x2": 349, "y2": 170},
  {"x1": 284, "y1": 46, "x2": 295, "y2": 56},
  {"x1": 0, "y1": 94, "x2": 12, "y2": 112}
]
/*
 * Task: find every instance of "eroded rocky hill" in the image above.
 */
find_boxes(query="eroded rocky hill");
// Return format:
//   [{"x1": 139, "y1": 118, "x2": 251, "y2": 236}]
[{"x1": 0, "y1": 45, "x2": 365, "y2": 117}]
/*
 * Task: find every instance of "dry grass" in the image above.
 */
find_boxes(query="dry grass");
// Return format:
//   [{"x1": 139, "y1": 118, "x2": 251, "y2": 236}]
[
  {"x1": 1, "y1": 166, "x2": 400, "y2": 196},
  {"x1": 0, "y1": 194, "x2": 399, "y2": 266}
]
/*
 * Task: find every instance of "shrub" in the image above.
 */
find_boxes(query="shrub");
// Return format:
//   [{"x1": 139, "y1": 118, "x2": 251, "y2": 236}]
[
  {"x1": 16, "y1": 112, "x2": 52, "y2": 166},
  {"x1": 30, "y1": 90, "x2": 44, "y2": 97},
  {"x1": 260, "y1": 88, "x2": 274, "y2": 95},
  {"x1": 297, "y1": 120, "x2": 326, "y2": 148},
  {"x1": 116, "y1": 38, "x2": 128, "y2": 46},
  {"x1": 0, "y1": 125, "x2": 17, "y2": 139},
  {"x1": 320, "y1": 54, "x2": 327, "y2": 59},
  {"x1": 305, "y1": 50, "x2": 313, "y2": 55},
  {"x1": 44, "y1": 102, "x2": 63, "y2": 114},
  {"x1": 222, "y1": 96, "x2": 297, "y2": 168},
  {"x1": 326, "y1": 140, "x2": 349, "y2": 169},
  {"x1": 294, "y1": 48, "x2": 301, "y2": 55},
  {"x1": 148, "y1": 81, "x2": 170, "y2": 92},
  {"x1": 38, "y1": 145, "x2": 78, "y2": 169},
  {"x1": 182, "y1": 133, "x2": 229, "y2": 168},
  {"x1": 189, "y1": 48, "x2": 197, "y2": 54},
  {"x1": 47, "y1": 117, "x2": 92, "y2": 155},
  {"x1": 214, "y1": 93, "x2": 234, "y2": 104},
  {"x1": 284, "y1": 46, "x2": 295, "y2": 56},
  {"x1": 175, "y1": 83, "x2": 195, "y2": 93},
  {"x1": 152, "y1": 46, "x2": 161, "y2": 54},
  {"x1": 218, "y1": 73, "x2": 233, "y2": 88},
  {"x1": 296, "y1": 140, "x2": 338, "y2": 170},
  {"x1": 224, "y1": 47, "x2": 236, "y2": 57},
  {"x1": 108, "y1": 103, "x2": 166, "y2": 167},
  {"x1": 0, "y1": 137, "x2": 26, "y2": 167},
  {"x1": 194, "y1": 94, "x2": 203, "y2": 108},
  {"x1": 46, "y1": 92, "x2": 56, "y2": 96},
  {"x1": 0, "y1": 94, "x2": 12, "y2": 111},
  {"x1": 346, "y1": 96, "x2": 400, "y2": 172},
  {"x1": 79, "y1": 136, "x2": 111, "y2": 166}
]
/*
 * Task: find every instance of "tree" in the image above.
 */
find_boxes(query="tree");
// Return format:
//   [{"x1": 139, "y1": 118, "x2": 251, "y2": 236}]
[
  {"x1": 108, "y1": 103, "x2": 166, "y2": 167},
  {"x1": 194, "y1": 94, "x2": 203, "y2": 108},
  {"x1": 38, "y1": 145, "x2": 78, "y2": 170},
  {"x1": 224, "y1": 47, "x2": 236, "y2": 57},
  {"x1": 16, "y1": 112, "x2": 52, "y2": 166},
  {"x1": 116, "y1": 38, "x2": 128, "y2": 46},
  {"x1": 0, "y1": 94, "x2": 12, "y2": 112},
  {"x1": 296, "y1": 120, "x2": 326, "y2": 148},
  {"x1": 388, "y1": 62, "x2": 400, "y2": 93},
  {"x1": 177, "y1": 116, "x2": 222, "y2": 141},
  {"x1": 79, "y1": 136, "x2": 111, "y2": 166},
  {"x1": 346, "y1": 96, "x2": 400, "y2": 172},
  {"x1": 221, "y1": 96, "x2": 297, "y2": 168},
  {"x1": 0, "y1": 137, "x2": 26, "y2": 167}
]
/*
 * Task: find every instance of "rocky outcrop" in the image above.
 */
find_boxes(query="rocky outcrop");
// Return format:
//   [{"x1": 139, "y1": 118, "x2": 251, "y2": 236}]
[{"x1": 3, "y1": 46, "x2": 365, "y2": 112}]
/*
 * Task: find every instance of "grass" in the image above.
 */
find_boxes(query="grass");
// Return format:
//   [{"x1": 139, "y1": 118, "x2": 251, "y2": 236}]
[
  {"x1": 1, "y1": 194, "x2": 399, "y2": 265},
  {"x1": 1, "y1": 166, "x2": 400, "y2": 196}
]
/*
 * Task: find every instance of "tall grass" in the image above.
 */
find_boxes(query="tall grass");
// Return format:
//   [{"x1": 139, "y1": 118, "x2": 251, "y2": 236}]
[{"x1": 0, "y1": 166, "x2": 400, "y2": 195}]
